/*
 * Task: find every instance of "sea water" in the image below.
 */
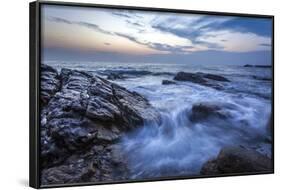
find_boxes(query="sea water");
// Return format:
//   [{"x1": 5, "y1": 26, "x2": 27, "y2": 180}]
[{"x1": 44, "y1": 60, "x2": 272, "y2": 179}]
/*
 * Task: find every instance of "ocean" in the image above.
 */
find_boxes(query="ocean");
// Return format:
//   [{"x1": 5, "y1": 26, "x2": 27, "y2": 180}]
[{"x1": 44, "y1": 60, "x2": 272, "y2": 179}]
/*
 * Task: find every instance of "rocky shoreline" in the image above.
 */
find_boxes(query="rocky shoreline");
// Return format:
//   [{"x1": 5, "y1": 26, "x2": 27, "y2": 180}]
[
  {"x1": 40, "y1": 64, "x2": 160, "y2": 184},
  {"x1": 40, "y1": 64, "x2": 272, "y2": 184}
]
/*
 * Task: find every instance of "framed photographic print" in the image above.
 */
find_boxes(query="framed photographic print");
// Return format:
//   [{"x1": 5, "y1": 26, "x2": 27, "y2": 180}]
[{"x1": 29, "y1": 1, "x2": 274, "y2": 188}]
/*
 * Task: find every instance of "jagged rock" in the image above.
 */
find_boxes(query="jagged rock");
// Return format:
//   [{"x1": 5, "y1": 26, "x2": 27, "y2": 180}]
[
  {"x1": 41, "y1": 144, "x2": 128, "y2": 185},
  {"x1": 189, "y1": 102, "x2": 230, "y2": 122},
  {"x1": 107, "y1": 73, "x2": 126, "y2": 80},
  {"x1": 43, "y1": 65, "x2": 160, "y2": 149},
  {"x1": 111, "y1": 83, "x2": 161, "y2": 127},
  {"x1": 173, "y1": 72, "x2": 229, "y2": 90},
  {"x1": 40, "y1": 64, "x2": 61, "y2": 105},
  {"x1": 174, "y1": 72, "x2": 207, "y2": 84},
  {"x1": 152, "y1": 72, "x2": 174, "y2": 76},
  {"x1": 86, "y1": 96, "x2": 121, "y2": 122},
  {"x1": 198, "y1": 73, "x2": 230, "y2": 82},
  {"x1": 162, "y1": 80, "x2": 176, "y2": 85},
  {"x1": 200, "y1": 146, "x2": 273, "y2": 175},
  {"x1": 40, "y1": 64, "x2": 160, "y2": 184}
]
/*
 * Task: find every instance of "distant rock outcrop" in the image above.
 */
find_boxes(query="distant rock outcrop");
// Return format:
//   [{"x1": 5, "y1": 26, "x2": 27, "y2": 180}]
[
  {"x1": 174, "y1": 72, "x2": 207, "y2": 84},
  {"x1": 173, "y1": 72, "x2": 229, "y2": 90},
  {"x1": 244, "y1": 64, "x2": 272, "y2": 68},
  {"x1": 198, "y1": 73, "x2": 230, "y2": 82},
  {"x1": 162, "y1": 80, "x2": 176, "y2": 85},
  {"x1": 107, "y1": 73, "x2": 126, "y2": 80},
  {"x1": 252, "y1": 75, "x2": 272, "y2": 81}
]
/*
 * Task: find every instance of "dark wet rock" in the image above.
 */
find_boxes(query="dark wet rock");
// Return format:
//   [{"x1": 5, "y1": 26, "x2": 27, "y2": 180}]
[
  {"x1": 174, "y1": 72, "x2": 230, "y2": 83},
  {"x1": 173, "y1": 72, "x2": 229, "y2": 90},
  {"x1": 95, "y1": 124, "x2": 121, "y2": 142},
  {"x1": 257, "y1": 65, "x2": 271, "y2": 68},
  {"x1": 244, "y1": 64, "x2": 272, "y2": 68},
  {"x1": 121, "y1": 70, "x2": 152, "y2": 76},
  {"x1": 86, "y1": 96, "x2": 121, "y2": 122},
  {"x1": 152, "y1": 72, "x2": 174, "y2": 76},
  {"x1": 189, "y1": 102, "x2": 230, "y2": 122},
  {"x1": 198, "y1": 73, "x2": 230, "y2": 82},
  {"x1": 162, "y1": 80, "x2": 176, "y2": 85},
  {"x1": 174, "y1": 72, "x2": 207, "y2": 84},
  {"x1": 252, "y1": 75, "x2": 272, "y2": 81},
  {"x1": 43, "y1": 66, "x2": 160, "y2": 144},
  {"x1": 40, "y1": 64, "x2": 160, "y2": 184},
  {"x1": 48, "y1": 118, "x2": 98, "y2": 151},
  {"x1": 112, "y1": 83, "x2": 161, "y2": 126},
  {"x1": 41, "y1": 144, "x2": 129, "y2": 185},
  {"x1": 107, "y1": 73, "x2": 126, "y2": 80},
  {"x1": 40, "y1": 134, "x2": 69, "y2": 168},
  {"x1": 244, "y1": 64, "x2": 254, "y2": 67},
  {"x1": 40, "y1": 64, "x2": 61, "y2": 105},
  {"x1": 200, "y1": 146, "x2": 272, "y2": 175}
]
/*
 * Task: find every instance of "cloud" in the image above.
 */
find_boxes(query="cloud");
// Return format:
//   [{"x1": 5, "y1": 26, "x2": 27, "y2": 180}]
[
  {"x1": 114, "y1": 31, "x2": 200, "y2": 53},
  {"x1": 125, "y1": 19, "x2": 144, "y2": 27},
  {"x1": 151, "y1": 15, "x2": 232, "y2": 49},
  {"x1": 197, "y1": 30, "x2": 271, "y2": 52},
  {"x1": 151, "y1": 15, "x2": 272, "y2": 52},
  {"x1": 210, "y1": 17, "x2": 272, "y2": 37},
  {"x1": 111, "y1": 12, "x2": 132, "y2": 18},
  {"x1": 47, "y1": 16, "x2": 192, "y2": 54},
  {"x1": 113, "y1": 32, "x2": 180, "y2": 53},
  {"x1": 111, "y1": 11, "x2": 143, "y2": 19},
  {"x1": 47, "y1": 16, "x2": 73, "y2": 24},
  {"x1": 147, "y1": 43, "x2": 196, "y2": 53},
  {"x1": 47, "y1": 11, "x2": 272, "y2": 54},
  {"x1": 48, "y1": 16, "x2": 148, "y2": 48},
  {"x1": 47, "y1": 16, "x2": 114, "y2": 35}
]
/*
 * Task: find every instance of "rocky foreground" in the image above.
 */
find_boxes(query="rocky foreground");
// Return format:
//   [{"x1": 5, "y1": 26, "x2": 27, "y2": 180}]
[
  {"x1": 40, "y1": 64, "x2": 160, "y2": 184},
  {"x1": 201, "y1": 146, "x2": 272, "y2": 175},
  {"x1": 40, "y1": 64, "x2": 272, "y2": 184}
]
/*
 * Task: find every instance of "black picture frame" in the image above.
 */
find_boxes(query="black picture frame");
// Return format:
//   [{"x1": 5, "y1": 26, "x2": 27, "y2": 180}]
[{"x1": 29, "y1": 0, "x2": 274, "y2": 188}]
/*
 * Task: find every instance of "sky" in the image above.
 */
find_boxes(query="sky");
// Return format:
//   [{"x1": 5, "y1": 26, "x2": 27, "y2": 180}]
[{"x1": 41, "y1": 4, "x2": 272, "y2": 64}]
